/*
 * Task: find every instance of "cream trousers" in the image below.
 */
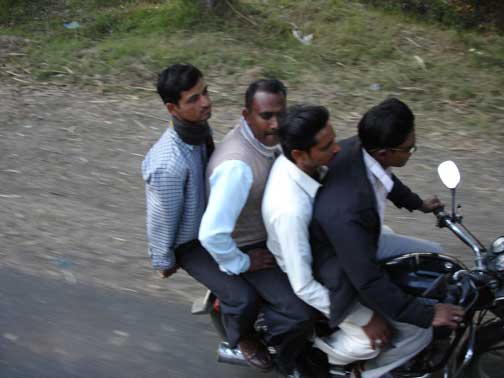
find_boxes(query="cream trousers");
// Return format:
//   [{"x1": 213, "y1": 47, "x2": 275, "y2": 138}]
[{"x1": 313, "y1": 302, "x2": 432, "y2": 378}]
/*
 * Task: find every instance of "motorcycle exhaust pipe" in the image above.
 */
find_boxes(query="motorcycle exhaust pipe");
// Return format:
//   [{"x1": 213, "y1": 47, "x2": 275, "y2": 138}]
[{"x1": 217, "y1": 341, "x2": 249, "y2": 366}]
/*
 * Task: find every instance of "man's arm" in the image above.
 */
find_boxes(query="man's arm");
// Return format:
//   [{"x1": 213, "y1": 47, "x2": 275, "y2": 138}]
[
  {"x1": 144, "y1": 167, "x2": 185, "y2": 273},
  {"x1": 320, "y1": 209, "x2": 435, "y2": 328},
  {"x1": 272, "y1": 212, "x2": 332, "y2": 318},
  {"x1": 389, "y1": 175, "x2": 443, "y2": 213},
  {"x1": 199, "y1": 160, "x2": 253, "y2": 275},
  {"x1": 388, "y1": 175, "x2": 423, "y2": 211}
]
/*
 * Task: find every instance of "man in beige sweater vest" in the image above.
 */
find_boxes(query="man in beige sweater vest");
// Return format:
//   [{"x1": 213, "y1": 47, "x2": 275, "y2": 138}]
[{"x1": 199, "y1": 79, "x2": 316, "y2": 378}]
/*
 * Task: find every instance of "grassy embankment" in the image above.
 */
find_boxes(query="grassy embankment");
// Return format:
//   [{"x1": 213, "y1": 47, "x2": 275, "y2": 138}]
[{"x1": 1, "y1": 0, "x2": 503, "y2": 132}]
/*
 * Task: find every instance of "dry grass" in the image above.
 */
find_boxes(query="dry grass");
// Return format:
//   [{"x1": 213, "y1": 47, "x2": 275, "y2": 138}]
[{"x1": 1, "y1": 0, "x2": 503, "y2": 135}]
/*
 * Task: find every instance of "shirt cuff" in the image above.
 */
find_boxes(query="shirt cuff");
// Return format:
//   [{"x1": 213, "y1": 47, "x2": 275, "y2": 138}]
[
  {"x1": 218, "y1": 250, "x2": 251, "y2": 275},
  {"x1": 344, "y1": 301, "x2": 374, "y2": 327},
  {"x1": 149, "y1": 246, "x2": 176, "y2": 270}
]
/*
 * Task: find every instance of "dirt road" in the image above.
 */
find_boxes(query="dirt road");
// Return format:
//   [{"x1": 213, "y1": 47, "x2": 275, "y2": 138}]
[{"x1": 0, "y1": 80, "x2": 503, "y2": 303}]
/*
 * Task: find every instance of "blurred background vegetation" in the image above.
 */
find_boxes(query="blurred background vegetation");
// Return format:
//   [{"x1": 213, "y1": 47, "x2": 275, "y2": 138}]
[
  {"x1": 364, "y1": 0, "x2": 504, "y2": 31},
  {"x1": 1, "y1": 0, "x2": 503, "y2": 131},
  {"x1": 2, "y1": 0, "x2": 503, "y2": 31}
]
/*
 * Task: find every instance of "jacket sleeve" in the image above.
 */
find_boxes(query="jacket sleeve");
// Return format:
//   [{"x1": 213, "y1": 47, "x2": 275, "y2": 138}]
[
  {"x1": 319, "y1": 207, "x2": 434, "y2": 328},
  {"x1": 388, "y1": 175, "x2": 423, "y2": 211}
]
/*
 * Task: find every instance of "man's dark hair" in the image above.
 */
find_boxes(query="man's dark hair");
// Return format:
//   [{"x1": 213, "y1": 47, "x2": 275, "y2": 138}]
[
  {"x1": 358, "y1": 98, "x2": 415, "y2": 150},
  {"x1": 156, "y1": 64, "x2": 203, "y2": 105},
  {"x1": 278, "y1": 104, "x2": 329, "y2": 162},
  {"x1": 244, "y1": 79, "x2": 287, "y2": 111}
]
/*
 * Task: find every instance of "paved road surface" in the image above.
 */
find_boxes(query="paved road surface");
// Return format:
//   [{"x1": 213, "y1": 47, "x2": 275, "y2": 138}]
[{"x1": 0, "y1": 268, "x2": 275, "y2": 378}]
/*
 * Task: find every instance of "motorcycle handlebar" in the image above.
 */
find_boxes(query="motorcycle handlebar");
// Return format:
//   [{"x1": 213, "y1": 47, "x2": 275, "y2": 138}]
[
  {"x1": 432, "y1": 207, "x2": 487, "y2": 271},
  {"x1": 433, "y1": 206, "x2": 451, "y2": 227}
]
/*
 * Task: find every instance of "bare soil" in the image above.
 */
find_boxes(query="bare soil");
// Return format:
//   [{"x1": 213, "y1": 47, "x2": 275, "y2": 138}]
[{"x1": 0, "y1": 70, "x2": 503, "y2": 303}]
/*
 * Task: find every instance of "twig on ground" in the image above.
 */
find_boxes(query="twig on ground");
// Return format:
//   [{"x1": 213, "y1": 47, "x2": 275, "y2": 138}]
[
  {"x1": 405, "y1": 37, "x2": 422, "y2": 48},
  {"x1": 88, "y1": 100, "x2": 121, "y2": 104},
  {"x1": 6, "y1": 70, "x2": 23, "y2": 77},
  {"x1": 131, "y1": 111, "x2": 169, "y2": 123},
  {"x1": 133, "y1": 120, "x2": 147, "y2": 130},
  {"x1": 224, "y1": 0, "x2": 258, "y2": 27},
  {"x1": 127, "y1": 86, "x2": 156, "y2": 92},
  {"x1": 12, "y1": 77, "x2": 31, "y2": 84},
  {"x1": 398, "y1": 86, "x2": 427, "y2": 92}
]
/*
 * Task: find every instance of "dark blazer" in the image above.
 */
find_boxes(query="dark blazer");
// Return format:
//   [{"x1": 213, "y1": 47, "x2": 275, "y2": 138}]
[{"x1": 310, "y1": 136, "x2": 434, "y2": 329}]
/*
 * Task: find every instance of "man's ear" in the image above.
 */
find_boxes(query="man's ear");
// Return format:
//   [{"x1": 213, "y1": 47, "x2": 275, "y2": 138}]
[
  {"x1": 374, "y1": 149, "x2": 389, "y2": 166},
  {"x1": 166, "y1": 102, "x2": 177, "y2": 116},
  {"x1": 291, "y1": 149, "x2": 307, "y2": 165},
  {"x1": 242, "y1": 108, "x2": 249, "y2": 120},
  {"x1": 376, "y1": 149, "x2": 387, "y2": 157}
]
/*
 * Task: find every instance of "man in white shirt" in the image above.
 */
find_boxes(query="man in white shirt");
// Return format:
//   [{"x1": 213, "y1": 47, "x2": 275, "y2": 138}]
[
  {"x1": 199, "y1": 80, "x2": 316, "y2": 378},
  {"x1": 262, "y1": 105, "x2": 394, "y2": 377}
]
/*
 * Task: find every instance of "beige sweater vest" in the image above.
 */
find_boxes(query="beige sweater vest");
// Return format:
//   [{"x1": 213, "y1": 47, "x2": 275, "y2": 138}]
[{"x1": 206, "y1": 121, "x2": 276, "y2": 248}]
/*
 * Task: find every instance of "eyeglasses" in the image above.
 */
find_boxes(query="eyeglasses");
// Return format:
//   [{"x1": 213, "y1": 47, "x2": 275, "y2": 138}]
[
  {"x1": 368, "y1": 145, "x2": 418, "y2": 154},
  {"x1": 388, "y1": 146, "x2": 417, "y2": 154}
]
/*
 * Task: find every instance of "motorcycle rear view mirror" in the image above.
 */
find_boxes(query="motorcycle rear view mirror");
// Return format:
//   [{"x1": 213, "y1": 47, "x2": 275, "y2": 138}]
[
  {"x1": 438, "y1": 160, "x2": 460, "y2": 189},
  {"x1": 438, "y1": 160, "x2": 461, "y2": 219}
]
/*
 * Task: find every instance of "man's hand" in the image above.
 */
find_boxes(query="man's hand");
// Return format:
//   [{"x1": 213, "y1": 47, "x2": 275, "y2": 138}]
[
  {"x1": 432, "y1": 303, "x2": 465, "y2": 329},
  {"x1": 158, "y1": 264, "x2": 179, "y2": 279},
  {"x1": 420, "y1": 196, "x2": 444, "y2": 213},
  {"x1": 362, "y1": 312, "x2": 392, "y2": 350},
  {"x1": 247, "y1": 249, "x2": 276, "y2": 272}
]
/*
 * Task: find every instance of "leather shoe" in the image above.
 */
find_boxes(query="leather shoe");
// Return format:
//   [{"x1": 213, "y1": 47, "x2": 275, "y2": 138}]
[
  {"x1": 238, "y1": 337, "x2": 273, "y2": 371},
  {"x1": 277, "y1": 365, "x2": 314, "y2": 378},
  {"x1": 277, "y1": 363, "x2": 315, "y2": 378},
  {"x1": 328, "y1": 364, "x2": 349, "y2": 378},
  {"x1": 329, "y1": 363, "x2": 360, "y2": 378}
]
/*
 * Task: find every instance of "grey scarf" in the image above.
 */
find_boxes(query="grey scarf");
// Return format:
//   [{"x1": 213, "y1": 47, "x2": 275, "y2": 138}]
[{"x1": 172, "y1": 116, "x2": 214, "y2": 157}]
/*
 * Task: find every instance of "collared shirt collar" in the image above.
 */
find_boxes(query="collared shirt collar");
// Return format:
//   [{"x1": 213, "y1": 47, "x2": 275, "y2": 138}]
[
  {"x1": 279, "y1": 154, "x2": 322, "y2": 199},
  {"x1": 239, "y1": 117, "x2": 279, "y2": 158},
  {"x1": 362, "y1": 148, "x2": 394, "y2": 193}
]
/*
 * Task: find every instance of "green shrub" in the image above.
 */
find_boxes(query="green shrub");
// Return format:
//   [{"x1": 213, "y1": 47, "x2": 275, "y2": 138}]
[
  {"x1": 362, "y1": 0, "x2": 504, "y2": 32},
  {"x1": 0, "y1": 0, "x2": 55, "y2": 25}
]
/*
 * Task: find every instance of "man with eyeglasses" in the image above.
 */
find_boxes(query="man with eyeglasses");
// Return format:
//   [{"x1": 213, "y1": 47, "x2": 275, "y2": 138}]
[
  {"x1": 310, "y1": 98, "x2": 464, "y2": 377},
  {"x1": 199, "y1": 79, "x2": 316, "y2": 378},
  {"x1": 356, "y1": 98, "x2": 445, "y2": 261}
]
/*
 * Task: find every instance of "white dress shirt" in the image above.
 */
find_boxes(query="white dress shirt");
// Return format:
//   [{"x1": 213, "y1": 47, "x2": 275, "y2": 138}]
[
  {"x1": 263, "y1": 154, "x2": 373, "y2": 327},
  {"x1": 262, "y1": 154, "x2": 333, "y2": 317},
  {"x1": 362, "y1": 149, "x2": 394, "y2": 225}
]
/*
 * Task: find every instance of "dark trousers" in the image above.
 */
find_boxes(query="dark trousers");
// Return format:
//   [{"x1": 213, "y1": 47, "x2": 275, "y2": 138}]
[
  {"x1": 176, "y1": 240, "x2": 315, "y2": 370},
  {"x1": 241, "y1": 242, "x2": 316, "y2": 370},
  {"x1": 175, "y1": 241, "x2": 259, "y2": 348}
]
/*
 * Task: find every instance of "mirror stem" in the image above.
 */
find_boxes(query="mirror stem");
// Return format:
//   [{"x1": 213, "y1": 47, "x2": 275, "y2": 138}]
[{"x1": 451, "y1": 188, "x2": 457, "y2": 220}]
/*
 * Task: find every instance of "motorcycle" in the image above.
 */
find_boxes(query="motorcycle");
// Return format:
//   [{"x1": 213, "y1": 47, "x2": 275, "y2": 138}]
[{"x1": 192, "y1": 160, "x2": 504, "y2": 378}]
